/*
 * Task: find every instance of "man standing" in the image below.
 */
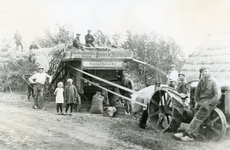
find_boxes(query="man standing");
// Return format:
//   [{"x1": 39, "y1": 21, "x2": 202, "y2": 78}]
[
  {"x1": 174, "y1": 66, "x2": 221, "y2": 141},
  {"x1": 167, "y1": 64, "x2": 178, "y2": 88},
  {"x1": 29, "y1": 66, "x2": 52, "y2": 109},
  {"x1": 13, "y1": 30, "x2": 23, "y2": 52},
  {"x1": 73, "y1": 33, "x2": 84, "y2": 50},
  {"x1": 27, "y1": 71, "x2": 37, "y2": 101},
  {"x1": 122, "y1": 72, "x2": 134, "y2": 114},
  {"x1": 85, "y1": 30, "x2": 95, "y2": 47},
  {"x1": 176, "y1": 72, "x2": 187, "y2": 95},
  {"x1": 29, "y1": 41, "x2": 39, "y2": 63}
]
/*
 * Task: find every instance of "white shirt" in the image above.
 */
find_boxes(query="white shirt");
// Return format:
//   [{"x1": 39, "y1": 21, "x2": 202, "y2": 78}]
[
  {"x1": 168, "y1": 70, "x2": 178, "y2": 82},
  {"x1": 29, "y1": 72, "x2": 51, "y2": 85}
]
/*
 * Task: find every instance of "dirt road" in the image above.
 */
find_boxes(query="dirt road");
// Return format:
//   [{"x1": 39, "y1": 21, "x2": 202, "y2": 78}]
[
  {"x1": 0, "y1": 93, "x2": 145, "y2": 150},
  {"x1": 1, "y1": 92, "x2": 230, "y2": 150}
]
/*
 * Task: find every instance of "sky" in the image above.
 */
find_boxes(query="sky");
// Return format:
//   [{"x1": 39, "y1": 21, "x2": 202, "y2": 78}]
[{"x1": 1, "y1": 0, "x2": 230, "y2": 55}]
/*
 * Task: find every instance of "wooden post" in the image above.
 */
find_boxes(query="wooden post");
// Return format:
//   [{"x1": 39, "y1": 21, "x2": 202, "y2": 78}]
[{"x1": 225, "y1": 90, "x2": 230, "y2": 114}]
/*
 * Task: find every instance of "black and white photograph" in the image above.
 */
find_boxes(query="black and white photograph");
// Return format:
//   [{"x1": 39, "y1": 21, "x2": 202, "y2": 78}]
[{"x1": 0, "y1": 0, "x2": 230, "y2": 149}]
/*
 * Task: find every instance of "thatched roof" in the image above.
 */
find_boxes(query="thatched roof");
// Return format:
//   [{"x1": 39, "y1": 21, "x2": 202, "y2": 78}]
[{"x1": 180, "y1": 33, "x2": 230, "y2": 82}]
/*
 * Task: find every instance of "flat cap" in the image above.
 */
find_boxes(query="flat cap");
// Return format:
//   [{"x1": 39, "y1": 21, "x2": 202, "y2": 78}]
[
  {"x1": 38, "y1": 66, "x2": 44, "y2": 70},
  {"x1": 199, "y1": 66, "x2": 210, "y2": 72},
  {"x1": 76, "y1": 33, "x2": 81, "y2": 36},
  {"x1": 178, "y1": 72, "x2": 185, "y2": 77}
]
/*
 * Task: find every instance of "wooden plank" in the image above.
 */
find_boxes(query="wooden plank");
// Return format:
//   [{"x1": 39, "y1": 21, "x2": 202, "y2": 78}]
[
  {"x1": 225, "y1": 90, "x2": 230, "y2": 114},
  {"x1": 68, "y1": 65, "x2": 144, "y2": 96},
  {"x1": 82, "y1": 77, "x2": 147, "y2": 107}
]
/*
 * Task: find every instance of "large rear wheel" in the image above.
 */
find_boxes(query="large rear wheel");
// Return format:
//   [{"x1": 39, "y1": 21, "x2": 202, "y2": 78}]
[
  {"x1": 199, "y1": 108, "x2": 227, "y2": 140},
  {"x1": 148, "y1": 89, "x2": 173, "y2": 131}
]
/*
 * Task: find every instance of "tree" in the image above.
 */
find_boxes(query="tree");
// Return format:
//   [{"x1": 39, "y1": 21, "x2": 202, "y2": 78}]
[
  {"x1": 37, "y1": 24, "x2": 74, "y2": 48},
  {"x1": 123, "y1": 31, "x2": 185, "y2": 88}
]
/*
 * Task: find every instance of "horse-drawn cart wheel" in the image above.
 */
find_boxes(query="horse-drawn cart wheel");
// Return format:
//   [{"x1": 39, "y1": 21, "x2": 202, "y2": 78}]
[
  {"x1": 199, "y1": 108, "x2": 227, "y2": 140},
  {"x1": 148, "y1": 89, "x2": 173, "y2": 131}
]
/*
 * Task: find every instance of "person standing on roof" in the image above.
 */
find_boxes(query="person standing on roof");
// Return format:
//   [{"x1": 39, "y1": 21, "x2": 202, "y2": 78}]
[
  {"x1": 167, "y1": 64, "x2": 178, "y2": 88},
  {"x1": 73, "y1": 33, "x2": 84, "y2": 50},
  {"x1": 29, "y1": 66, "x2": 52, "y2": 109},
  {"x1": 174, "y1": 66, "x2": 221, "y2": 142},
  {"x1": 13, "y1": 30, "x2": 23, "y2": 52},
  {"x1": 85, "y1": 30, "x2": 95, "y2": 47}
]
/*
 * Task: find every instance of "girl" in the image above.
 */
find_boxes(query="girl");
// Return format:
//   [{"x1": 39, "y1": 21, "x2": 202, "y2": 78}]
[
  {"x1": 54, "y1": 82, "x2": 64, "y2": 115},
  {"x1": 64, "y1": 78, "x2": 78, "y2": 115}
]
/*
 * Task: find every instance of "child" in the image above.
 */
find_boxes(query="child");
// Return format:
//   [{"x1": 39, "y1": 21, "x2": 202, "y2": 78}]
[
  {"x1": 54, "y1": 82, "x2": 64, "y2": 115},
  {"x1": 64, "y1": 78, "x2": 78, "y2": 115}
]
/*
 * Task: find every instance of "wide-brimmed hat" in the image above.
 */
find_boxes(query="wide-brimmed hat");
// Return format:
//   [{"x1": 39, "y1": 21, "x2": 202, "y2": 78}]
[
  {"x1": 199, "y1": 66, "x2": 210, "y2": 72},
  {"x1": 76, "y1": 33, "x2": 81, "y2": 36}
]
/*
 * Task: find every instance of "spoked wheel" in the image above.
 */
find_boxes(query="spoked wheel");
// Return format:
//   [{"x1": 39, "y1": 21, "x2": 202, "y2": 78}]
[
  {"x1": 199, "y1": 108, "x2": 227, "y2": 140},
  {"x1": 148, "y1": 89, "x2": 173, "y2": 131}
]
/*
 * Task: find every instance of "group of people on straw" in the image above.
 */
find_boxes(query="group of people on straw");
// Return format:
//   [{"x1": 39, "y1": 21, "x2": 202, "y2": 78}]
[
  {"x1": 73, "y1": 30, "x2": 95, "y2": 50},
  {"x1": 28, "y1": 66, "x2": 80, "y2": 115},
  {"x1": 13, "y1": 30, "x2": 39, "y2": 53},
  {"x1": 167, "y1": 64, "x2": 220, "y2": 142}
]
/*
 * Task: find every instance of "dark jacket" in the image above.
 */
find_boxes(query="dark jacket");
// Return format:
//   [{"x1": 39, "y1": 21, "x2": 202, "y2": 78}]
[
  {"x1": 64, "y1": 85, "x2": 78, "y2": 104},
  {"x1": 121, "y1": 77, "x2": 133, "y2": 98},
  {"x1": 29, "y1": 44, "x2": 39, "y2": 50},
  {"x1": 73, "y1": 38, "x2": 82, "y2": 49},
  {"x1": 194, "y1": 75, "x2": 221, "y2": 105},
  {"x1": 176, "y1": 79, "x2": 187, "y2": 94},
  {"x1": 85, "y1": 34, "x2": 95, "y2": 44}
]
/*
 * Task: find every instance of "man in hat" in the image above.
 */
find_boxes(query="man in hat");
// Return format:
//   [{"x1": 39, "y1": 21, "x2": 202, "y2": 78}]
[
  {"x1": 29, "y1": 66, "x2": 52, "y2": 109},
  {"x1": 27, "y1": 71, "x2": 37, "y2": 101},
  {"x1": 167, "y1": 64, "x2": 178, "y2": 88},
  {"x1": 73, "y1": 33, "x2": 84, "y2": 50},
  {"x1": 176, "y1": 72, "x2": 187, "y2": 95},
  {"x1": 174, "y1": 66, "x2": 221, "y2": 141},
  {"x1": 85, "y1": 30, "x2": 95, "y2": 47},
  {"x1": 13, "y1": 30, "x2": 23, "y2": 52}
]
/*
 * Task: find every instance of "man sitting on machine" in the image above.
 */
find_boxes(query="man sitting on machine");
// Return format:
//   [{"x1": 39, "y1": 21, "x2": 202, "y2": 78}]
[{"x1": 173, "y1": 66, "x2": 221, "y2": 142}]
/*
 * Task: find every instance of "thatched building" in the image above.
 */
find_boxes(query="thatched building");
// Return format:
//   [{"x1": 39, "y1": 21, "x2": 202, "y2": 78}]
[{"x1": 180, "y1": 33, "x2": 230, "y2": 82}]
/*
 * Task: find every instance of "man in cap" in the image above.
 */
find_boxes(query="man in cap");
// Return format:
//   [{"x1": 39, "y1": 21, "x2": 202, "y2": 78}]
[
  {"x1": 85, "y1": 30, "x2": 95, "y2": 47},
  {"x1": 27, "y1": 71, "x2": 37, "y2": 101},
  {"x1": 73, "y1": 33, "x2": 84, "y2": 50},
  {"x1": 121, "y1": 72, "x2": 134, "y2": 114},
  {"x1": 167, "y1": 64, "x2": 178, "y2": 88},
  {"x1": 176, "y1": 72, "x2": 187, "y2": 95},
  {"x1": 13, "y1": 30, "x2": 23, "y2": 52},
  {"x1": 29, "y1": 66, "x2": 52, "y2": 109},
  {"x1": 174, "y1": 66, "x2": 221, "y2": 141}
]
